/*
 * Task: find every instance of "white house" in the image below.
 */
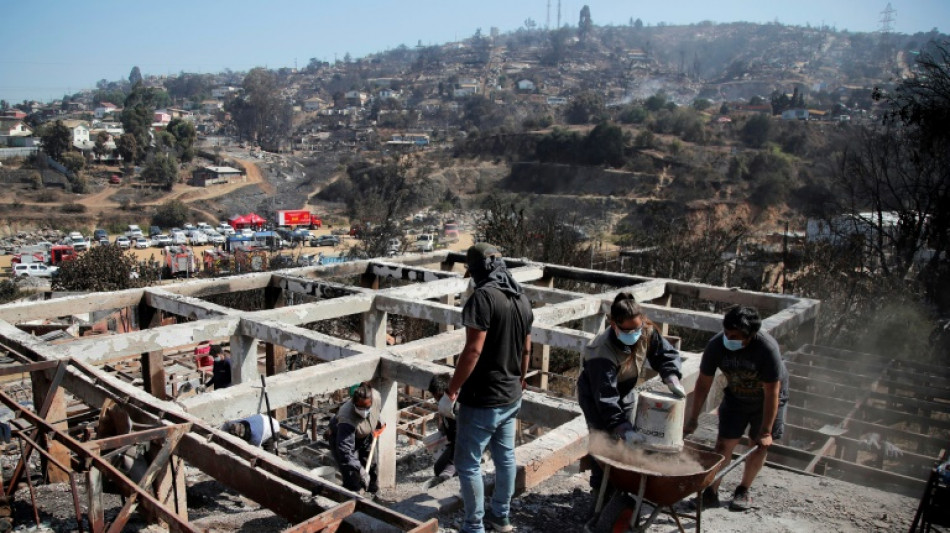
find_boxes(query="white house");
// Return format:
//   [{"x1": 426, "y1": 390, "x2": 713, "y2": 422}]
[
  {"x1": 303, "y1": 97, "x2": 326, "y2": 111},
  {"x1": 201, "y1": 100, "x2": 224, "y2": 113},
  {"x1": 517, "y1": 79, "x2": 536, "y2": 91},
  {"x1": 781, "y1": 108, "x2": 809, "y2": 120},
  {"x1": 94, "y1": 102, "x2": 119, "y2": 119},
  {"x1": 212, "y1": 86, "x2": 240, "y2": 99},
  {"x1": 379, "y1": 89, "x2": 401, "y2": 100},
  {"x1": 344, "y1": 91, "x2": 369, "y2": 107}
]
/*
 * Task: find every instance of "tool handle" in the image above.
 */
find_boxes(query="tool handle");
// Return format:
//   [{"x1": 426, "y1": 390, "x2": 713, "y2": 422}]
[{"x1": 712, "y1": 445, "x2": 759, "y2": 484}]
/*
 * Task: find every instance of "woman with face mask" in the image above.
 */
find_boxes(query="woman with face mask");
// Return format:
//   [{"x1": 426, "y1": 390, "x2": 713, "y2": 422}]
[
  {"x1": 684, "y1": 305, "x2": 789, "y2": 512},
  {"x1": 327, "y1": 382, "x2": 383, "y2": 494},
  {"x1": 576, "y1": 292, "x2": 684, "y2": 492}
]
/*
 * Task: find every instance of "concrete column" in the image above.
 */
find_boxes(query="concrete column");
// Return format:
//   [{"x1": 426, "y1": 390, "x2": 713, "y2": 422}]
[
  {"x1": 531, "y1": 276, "x2": 554, "y2": 390},
  {"x1": 31, "y1": 370, "x2": 70, "y2": 483},
  {"x1": 229, "y1": 334, "x2": 259, "y2": 385},
  {"x1": 377, "y1": 378, "x2": 398, "y2": 489},
  {"x1": 141, "y1": 351, "x2": 167, "y2": 401},
  {"x1": 650, "y1": 291, "x2": 673, "y2": 336}
]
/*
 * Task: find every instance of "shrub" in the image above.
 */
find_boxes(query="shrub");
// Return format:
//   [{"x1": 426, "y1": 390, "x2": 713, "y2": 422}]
[{"x1": 61, "y1": 203, "x2": 87, "y2": 214}]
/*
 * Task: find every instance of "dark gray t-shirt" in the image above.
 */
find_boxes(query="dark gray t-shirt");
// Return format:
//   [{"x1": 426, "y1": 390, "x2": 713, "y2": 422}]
[
  {"x1": 700, "y1": 330, "x2": 789, "y2": 405},
  {"x1": 459, "y1": 286, "x2": 533, "y2": 408}
]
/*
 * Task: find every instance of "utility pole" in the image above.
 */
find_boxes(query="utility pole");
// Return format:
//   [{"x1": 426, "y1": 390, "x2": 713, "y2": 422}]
[
  {"x1": 546, "y1": 0, "x2": 550, "y2": 30},
  {"x1": 557, "y1": 0, "x2": 561, "y2": 29}
]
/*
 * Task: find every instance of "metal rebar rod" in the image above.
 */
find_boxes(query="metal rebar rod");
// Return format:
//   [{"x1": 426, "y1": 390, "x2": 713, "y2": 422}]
[{"x1": 18, "y1": 439, "x2": 41, "y2": 527}]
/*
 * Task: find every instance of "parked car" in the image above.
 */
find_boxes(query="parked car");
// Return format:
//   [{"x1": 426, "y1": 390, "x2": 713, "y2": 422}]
[
  {"x1": 415, "y1": 234, "x2": 435, "y2": 252},
  {"x1": 14, "y1": 263, "x2": 59, "y2": 278},
  {"x1": 218, "y1": 225, "x2": 235, "y2": 236},
  {"x1": 183, "y1": 223, "x2": 195, "y2": 231},
  {"x1": 68, "y1": 233, "x2": 90, "y2": 252},
  {"x1": 206, "y1": 230, "x2": 226, "y2": 245},
  {"x1": 93, "y1": 229, "x2": 108, "y2": 242},
  {"x1": 149, "y1": 226, "x2": 162, "y2": 237},
  {"x1": 152, "y1": 234, "x2": 172, "y2": 247},
  {"x1": 188, "y1": 230, "x2": 208, "y2": 245},
  {"x1": 114, "y1": 236, "x2": 131, "y2": 249},
  {"x1": 109, "y1": 174, "x2": 122, "y2": 185},
  {"x1": 196, "y1": 222, "x2": 211, "y2": 231},
  {"x1": 171, "y1": 231, "x2": 188, "y2": 245},
  {"x1": 311, "y1": 235, "x2": 340, "y2": 247},
  {"x1": 134, "y1": 237, "x2": 150, "y2": 249},
  {"x1": 126, "y1": 225, "x2": 144, "y2": 238},
  {"x1": 387, "y1": 238, "x2": 401, "y2": 256}
]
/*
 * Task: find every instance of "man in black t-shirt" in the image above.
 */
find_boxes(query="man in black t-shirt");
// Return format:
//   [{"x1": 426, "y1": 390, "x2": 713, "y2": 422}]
[
  {"x1": 685, "y1": 306, "x2": 788, "y2": 511},
  {"x1": 443, "y1": 243, "x2": 533, "y2": 533}
]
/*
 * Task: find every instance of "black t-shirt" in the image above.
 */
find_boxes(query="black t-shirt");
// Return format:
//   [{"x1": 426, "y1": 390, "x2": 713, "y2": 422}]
[
  {"x1": 699, "y1": 330, "x2": 789, "y2": 405},
  {"x1": 459, "y1": 287, "x2": 534, "y2": 408}
]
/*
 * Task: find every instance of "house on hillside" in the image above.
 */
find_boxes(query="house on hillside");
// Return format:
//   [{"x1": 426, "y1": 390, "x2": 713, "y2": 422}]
[
  {"x1": 201, "y1": 100, "x2": 224, "y2": 113},
  {"x1": 212, "y1": 86, "x2": 240, "y2": 99},
  {"x1": 516, "y1": 79, "x2": 536, "y2": 92},
  {"x1": 344, "y1": 91, "x2": 369, "y2": 107},
  {"x1": 94, "y1": 102, "x2": 118, "y2": 118},
  {"x1": 154, "y1": 110, "x2": 171, "y2": 124},
  {"x1": 303, "y1": 97, "x2": 326, "y2": 111},
  {"x1": 0, "y1": 119, "x2": 33, "y2": 146},
  {"x1": 60, "y1": 120, "x2": 90, "y2": 148},
  {"x1": 378, "y1": 89, "x2": 401, "y2": 100},
  {"x1": 1, "y1": 109, "x2": 28, "y2": 120},
  {"x1": 191, "y1": 166, "x2": 246, "y2": 187},
  {"x1": 781, "y1": 108, "x2": 809, "y2": 120},
  {"x1": 453, "y1": 78, "x2": 479, "y2": 98}
]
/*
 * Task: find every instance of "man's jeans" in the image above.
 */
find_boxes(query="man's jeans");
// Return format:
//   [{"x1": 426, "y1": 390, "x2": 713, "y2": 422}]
[{"x1": 455, "y1": 398, "x2": 521, "y2": 533}]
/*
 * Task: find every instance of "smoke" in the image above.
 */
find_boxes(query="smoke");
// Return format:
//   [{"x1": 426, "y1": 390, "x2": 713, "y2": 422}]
[{"x1": 588, "y1": 430, "x2": 703, "y2": 477}]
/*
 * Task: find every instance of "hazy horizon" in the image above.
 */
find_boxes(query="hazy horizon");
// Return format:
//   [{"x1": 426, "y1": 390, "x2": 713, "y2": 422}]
[{"x1": 2, "y1": 0, "x2": 948, "y2": 104}]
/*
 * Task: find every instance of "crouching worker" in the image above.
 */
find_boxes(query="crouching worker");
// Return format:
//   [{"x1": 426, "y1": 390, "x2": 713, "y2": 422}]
[
  {"x1": 328, "y1": 383, "x2": 384, "y2": 494},
  {"x1": 223, "y1": 413, "x2": 281, "y2": 451},
  {"x1": 428, "y1": 375, "x2": 457, "y2": 479},
  {"x1": 577, "y1": 292, "x2": 684, "y2": 491}
]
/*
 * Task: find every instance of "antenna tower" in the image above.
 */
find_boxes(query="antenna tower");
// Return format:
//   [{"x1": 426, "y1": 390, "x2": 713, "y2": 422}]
[{"x1": 557, "y1": 0, "x2": 561, "y2": 28}]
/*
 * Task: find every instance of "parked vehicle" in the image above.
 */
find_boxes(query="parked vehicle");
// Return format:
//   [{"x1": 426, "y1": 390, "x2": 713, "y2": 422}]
[
  {"x1": 188, "y1": 230, "x2": 208, "y2": 245},
  {"x1": 163, "y1": 246, "x2": 196, "y2": 278},
  {"x1": 278, "y1": 228, "x2": 311, "y2": 245},
  {"x1": 171, "y1": 231, "x2": 188, "y2": 246},
  {"x1": 126, "y1": 225, "x2": 144, "y2": 238},
  {"x1": 114, "y1": 236, "x2": 131, "y2": 249},
  {"x1": 206, "y1": 230, "x2": 226, "y2": 245},
  {"x1": 134, "y1": 237, "x2": 150, "y2": 249},
  {"x1": 276, "y1": 209, "x2": 322, "y2": 228},
  {"x1": 196, "y1": 222, "x2": 211, "y2": 231},
  {"x1": 311, "y1": 235, "x2": 340, "y2": 247},
  {"x1": 14, "y1": 263, "x2": 58, "y2": 278},
  {"x1": 93, "y1": 229, "x2": 108, "y2": 242},
  {"x1": 67, "y1": 233, "x2": 90, "y2": 252},
  {"x1": 152, "y1": 234, "x2": 172, "y2": 247},
  {"x1": 387, "y1": 238, "x2": 401, "y2": 256},
  {"x1": 50, "y1": 245, "x2": 77, "y2": 265},
  {"x1": 415, "y1": 234, "x2": 435, "y2": 252},
  {"x1": 443, "y1": 222, "x2": 460, "y2": 239},
  {"x1": 149, "y1": 226, "x2": 162, "y2": 237}
]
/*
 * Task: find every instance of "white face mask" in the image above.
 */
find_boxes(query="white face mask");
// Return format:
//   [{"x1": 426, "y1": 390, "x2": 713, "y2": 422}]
[{"x1": 354, "y1": 407, "x2": 370, "y2": 419}]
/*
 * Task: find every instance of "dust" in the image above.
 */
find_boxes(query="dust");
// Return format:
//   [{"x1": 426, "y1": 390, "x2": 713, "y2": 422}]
[{"x1": 588, "y1": 431, "x2": 704, "y2": 477}]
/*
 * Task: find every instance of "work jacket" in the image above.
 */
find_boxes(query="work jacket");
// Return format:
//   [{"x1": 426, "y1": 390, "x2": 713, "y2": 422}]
[{"x1": 577, "y1": 325, "x2": 682, "y2": 433}]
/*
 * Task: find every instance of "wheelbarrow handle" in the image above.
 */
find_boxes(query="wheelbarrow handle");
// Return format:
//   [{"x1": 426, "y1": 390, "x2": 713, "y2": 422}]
[{"x1": 712, "y1": 445, "x2": 759, "y2": 485}]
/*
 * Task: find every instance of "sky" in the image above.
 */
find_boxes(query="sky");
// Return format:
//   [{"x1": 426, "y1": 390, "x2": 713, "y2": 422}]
[{"x1": 2, "y1": 0, "x2": 948, "y2": 104}]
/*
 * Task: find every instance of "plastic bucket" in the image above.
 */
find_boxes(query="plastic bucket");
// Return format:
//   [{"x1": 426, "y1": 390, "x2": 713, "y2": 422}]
[{"x1": 631, "y1": 390, "x2": 685, "y2": 453}]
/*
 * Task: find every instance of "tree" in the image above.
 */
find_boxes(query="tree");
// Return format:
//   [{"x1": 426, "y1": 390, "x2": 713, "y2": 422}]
[
  {"x1": 115, "y1": 133, "x2": 139, "y2": 166},
  {"x1": 229, "y1": 68, "x2": 291, "y2": 146},
  {"x1": 121, "y1": 84, "x2": 157, "y2": 163},
  {"x1": 39, "y1": 120, "x2": 72, "y2": 160},
  {"x1": 142, "y1": 152, "x2": 179, "y2": 190},
  {"x1": 152, "y1": 199, "x2": 190, "y2": 228},
  {"x1": 53, "y1": 245, "x2": 158, "y2": 292},
  {"x1": 93, "y1": 131, "x2": 110, "y2": 160},
  {"x1": 578, "y1": 5, "x2": 593, "y2": 39},
  {"x1": 165, "y1": 119, "x2": 197, "y2": 162},
  {"x1": 634, "y1": 18, "x2": 644, "y2": 30},
  {"x1": 542, "y1": 27, "x2": 571, "y2": 66},
  {"x1": 129, "y1": 66, "x2": 143, "y2": 86},
  {"x1": 740, "y1": 114, "x2": 771, "y2": 148},
  {"x1": 584, "y1": 122, "x2": 625, "y2": 167},
  {"x1": 60, "y1": 152, "x2": 85, "y2": 174},
  {"x1": 565, "y1": 91, "x2": 606, "y2": 124}
]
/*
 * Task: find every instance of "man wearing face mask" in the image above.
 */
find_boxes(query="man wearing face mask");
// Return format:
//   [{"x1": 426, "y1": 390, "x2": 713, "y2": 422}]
[
  {"x1": 577, "y1": 292, "x2": 683, "y2": 493},
  {"x1": 327, "y1": 383, "x2": 383, "y2": 494},
  {"x1": 684, "y1": 305, "x2": 788, "y2": 511}
]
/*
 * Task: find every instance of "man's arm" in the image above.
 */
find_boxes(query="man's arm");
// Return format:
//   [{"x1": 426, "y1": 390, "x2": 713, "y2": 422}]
[
  {"x1": 520, "y1": 334, "x2": 532, "y2": 389},
  {"x1": 447, "y1": 327, "x2": 487, "y2": 399},
  {"x1": 684, "y1": 372, "x2": 715, "y2": 434},
  {"x1": 758, "y1": 380, "x2": 781, "y2": 447}
]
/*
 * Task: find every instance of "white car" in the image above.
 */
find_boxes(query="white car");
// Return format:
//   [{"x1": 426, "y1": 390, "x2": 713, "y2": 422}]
[
  {"x1": 217, "y1": 223, "x2": 234, "y2": 235},
  {"x1": 114, "y1": 236, "x2": 131, "y2": 249},
  {"x1": 171, "y1": 231, "x2": 188, "y2": 245},
  {"x1": 205, "y1": 230, "x2": 226, "y2": 245},
  {"x1": 415, "y1": 234, "x2": 435, "y2": 252},
  {"x1": 68, "y1": 235, "x2": 90, "y2": 252},
  {"x1": 134, "y1": 237, "x2": 150, "y2": 249},
  {"x1": 240, "y1": 228, "x2": 255, "y2": 238},
  {"x1": 152, "y1": 234, "x2": 172, "y2": 247},
  {"x1": 183, "y1": 223, "x2": 195, "y2": 231},
  {"x1": 13, "y1": 263, "x2": 59, "y2": 278},
  {"x1": 188, "y1": 231, "x2": 208, "y2": 245}
]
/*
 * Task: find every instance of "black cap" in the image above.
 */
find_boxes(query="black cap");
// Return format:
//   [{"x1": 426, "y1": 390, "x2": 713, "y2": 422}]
[{"x1": 466, "y1": 243, "x2": 499, "y2": 270}]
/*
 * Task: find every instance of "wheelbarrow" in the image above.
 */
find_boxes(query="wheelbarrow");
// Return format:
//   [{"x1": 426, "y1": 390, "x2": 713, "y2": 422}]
[{"x1": 587, "y1": 443, "x2": 759, "y2": 532}]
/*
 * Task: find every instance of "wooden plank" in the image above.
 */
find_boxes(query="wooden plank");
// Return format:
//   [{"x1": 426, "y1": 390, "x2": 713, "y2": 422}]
[
  {"x1": 141, "y1": 351, "x2": 167, "y2": 400},
  {"x1": 284, "y1": 500, "x2": 356, "y2": 533}
]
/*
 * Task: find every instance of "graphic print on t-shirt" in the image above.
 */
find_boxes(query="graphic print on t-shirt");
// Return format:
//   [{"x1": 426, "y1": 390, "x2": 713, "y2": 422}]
[{"x1": 719, "y1": 355, "x2": 764, "y2": 399}]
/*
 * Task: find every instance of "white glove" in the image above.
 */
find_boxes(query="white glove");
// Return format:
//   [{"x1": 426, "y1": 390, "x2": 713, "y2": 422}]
[
  {"x1": 665, "y1": 375, "x2": 686, "y2": 399},
  {"x1": 360, "y1": 468, "x2": 370, "y2": 488},
  {"x1": 884, "y1": 442, "x2": 903, "y2": 459},
  {"x1": 623, "y1": 430, "x2": 646, "y2": 445},
  {"x1": 438, "y1": 394, "x2": 457, "y2": 420}
]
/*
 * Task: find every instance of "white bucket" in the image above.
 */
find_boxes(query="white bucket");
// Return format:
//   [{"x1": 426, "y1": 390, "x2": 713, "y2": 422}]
[{"x1": 630, "y1": 390, "x2": 685, "y2": 453}]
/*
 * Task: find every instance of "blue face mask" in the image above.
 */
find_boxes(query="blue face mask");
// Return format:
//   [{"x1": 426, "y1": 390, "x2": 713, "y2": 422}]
[
  {"x1": 615, "y1": 327, "x2": 642, "y2": 346},
  {"x1": 722, "y1": 335, "x2": 744, "y2": 351}
]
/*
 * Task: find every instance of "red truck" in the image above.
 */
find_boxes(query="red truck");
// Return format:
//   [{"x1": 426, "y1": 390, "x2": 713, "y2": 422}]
[{"x1": 276, "y1": 210, "x2": 322, "y2": 228}]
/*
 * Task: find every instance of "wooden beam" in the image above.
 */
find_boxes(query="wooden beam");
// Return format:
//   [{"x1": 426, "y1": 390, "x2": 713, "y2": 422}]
[{"x1": 141, "y1": 351, "x2": 167, "y2": 401}]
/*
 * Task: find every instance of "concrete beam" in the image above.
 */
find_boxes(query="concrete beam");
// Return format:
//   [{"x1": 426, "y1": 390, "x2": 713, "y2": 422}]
[
  {"x1": 268, "y1": 275, "x2": 364, "y2": 300},
  {"x1": 55, "y1": 317, "x2": 240, "y2": 364},
  {"x1": 665, "y1": 281, "x2": 802, "y2": 311},
  {"x1": 515, "y1": 416, "x2": 588, "y2": 492},
  {"x1": 162, "y1": 271, "x2": 275, "y2": 298},
  {"x1": 388, "y1": 330, "x2": 466, "y2": 362},
  {"x1": 252, "y1": 293, "x2": 375, "y2": 326},
  {"x1": 519, "y1": 391, "x2": 583, "y2": 427},
  {"x1": 144, "y1": 289, "x2": 234, "y2": 319},
  {"x1": 379, "y1": 355, "x2": 455, "y2": 391},
  {"x1": 541, "y1": 265, "x2": 656, "y2": 288},
  {"x1": 533, "y1": 298, "x2": 603, "y2": 325},
  {"x1": 374, "y1": 296, "x2": 463, "y2": 326},
  {"x1": 639, "y1": 303, "x2": 723, "y2": 333},
  {"x1": 530, "y1": 324, "x2": 594, "y2": 353},
  {"x1": 182, "y1": 353, "x2": 381, "y2": 424},
  {"x1": 368, "y1": 261, "x2": 460, "y2": 283},
  {"x1": 761, "y1": 299, "x2": 821, "y2": 339},
  {"x1": 0, "y1": 289, "x2": 143, "y2": 323},
  {"x1": 239, "y1": 319, "x2": 370, "y2": 361}
]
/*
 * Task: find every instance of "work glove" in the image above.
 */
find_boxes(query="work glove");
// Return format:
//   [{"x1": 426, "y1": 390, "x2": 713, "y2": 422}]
[
  {"x1": 195, "y1": 385, "x2": 206, "y2": 394},
  {"x1": 623, "y1": 430, "x2": 646, "y2": 445},
  {"x1": 360, "y1": 468, "x2": 370, "y2": 488},
  {"x1": 438, "y1": 394, "x2": 457, "y2": 420},
  {"x1": 884, "y1": 442, "x2": 903, "y2": 459},
  {"x1": 611, "y1": 421, "x2": 635, "y2": 441},
  {"x1": 665, "y1": 375, "x2": 686, "y2": 399}
]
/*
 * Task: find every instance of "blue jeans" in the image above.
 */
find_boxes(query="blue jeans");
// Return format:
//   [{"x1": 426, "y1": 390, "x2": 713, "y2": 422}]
[{"x1": 455, "y1": 399, "x2": 521, "y2": 533}]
